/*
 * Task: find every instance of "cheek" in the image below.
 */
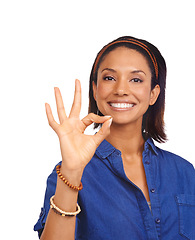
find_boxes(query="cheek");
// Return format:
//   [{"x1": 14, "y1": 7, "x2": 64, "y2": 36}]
[
  {"x1": 96, "y1": 83, "x2": 110, "y2": 100},
  {"x1": 135, "y1": 86, "x2": 152, "y2": 103}
]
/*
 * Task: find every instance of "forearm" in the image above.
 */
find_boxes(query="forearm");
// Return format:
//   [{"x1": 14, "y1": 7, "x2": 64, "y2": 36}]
[{"x1": 40, "y1": 164, "x2": 83, "y2": 240}]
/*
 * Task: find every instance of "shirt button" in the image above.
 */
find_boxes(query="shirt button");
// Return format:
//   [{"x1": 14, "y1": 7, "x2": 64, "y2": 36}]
[
  {"x1": 145, "y1": 161, "x2": 150, "y2": 165},
  {"x1": 155, "y1": 218, "x2": 161, "y2": 224},
  {"x1": 150, "y1": 188, "x2": 155, "y2": 193}
]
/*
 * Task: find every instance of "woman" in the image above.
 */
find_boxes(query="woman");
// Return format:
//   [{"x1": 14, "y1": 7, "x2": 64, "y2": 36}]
[{"x1": 34, "y1": 36, "x2": 195, "y2": 240}]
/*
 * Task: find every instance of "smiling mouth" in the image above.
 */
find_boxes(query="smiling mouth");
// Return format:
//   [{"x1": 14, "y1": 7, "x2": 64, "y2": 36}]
[{"x1": 108, "y1": 102, "x2": 135, "y2": 109}]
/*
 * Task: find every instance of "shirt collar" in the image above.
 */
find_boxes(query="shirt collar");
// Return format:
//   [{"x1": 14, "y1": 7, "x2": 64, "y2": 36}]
[
  {"x1": 144, "y1": 138, "x2": 158, "y2": 155},
  {"x1": 95, "y1": 137, "x2": 158, "y2": 159},
  {"x1": 96, "y1": 139, "x2": 116, "y2": 159}
]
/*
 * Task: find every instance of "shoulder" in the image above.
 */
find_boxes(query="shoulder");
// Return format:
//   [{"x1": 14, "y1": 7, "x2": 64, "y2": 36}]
[
  {"x1": 147, "y1": 138, "x2": 194, "y2": 171},
  {"x1": 158, "y1": 146, "x2": 193, "y2": 166},
  {"x1": 153, "y1": 145, "x2": 195, "y2": 194},
  {"x1": 155, "y1": 146, "x2": 194, "y2": 177}
]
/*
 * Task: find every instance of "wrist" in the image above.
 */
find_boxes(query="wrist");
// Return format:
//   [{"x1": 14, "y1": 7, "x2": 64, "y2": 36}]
[{"x1": 60, "y1": 162, "x2": 84, "y2": 186}]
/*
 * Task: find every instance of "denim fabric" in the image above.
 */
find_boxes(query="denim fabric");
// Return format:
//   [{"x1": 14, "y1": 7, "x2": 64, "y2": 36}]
[{"x1": 34, "y1": 138, "x2": 195, "y2": 240}]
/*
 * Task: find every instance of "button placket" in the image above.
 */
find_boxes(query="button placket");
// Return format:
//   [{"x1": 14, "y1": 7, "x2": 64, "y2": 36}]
[{"x1": 142, "y1": 150, "x2": 161, "y2": 238}]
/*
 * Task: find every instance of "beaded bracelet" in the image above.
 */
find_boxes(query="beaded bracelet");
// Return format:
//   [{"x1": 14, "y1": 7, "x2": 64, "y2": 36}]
[
  {"x1": 50, "y1": 195, "x2": 81, "y2": 217},
  {"x1": 56, "y1": 165, "x2": 83, "y2": 191}
]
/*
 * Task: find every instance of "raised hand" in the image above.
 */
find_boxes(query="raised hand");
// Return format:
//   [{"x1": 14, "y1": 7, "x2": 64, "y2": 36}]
[{"x1": 45, "y1": 79, "x2": 112, "y2": 177}]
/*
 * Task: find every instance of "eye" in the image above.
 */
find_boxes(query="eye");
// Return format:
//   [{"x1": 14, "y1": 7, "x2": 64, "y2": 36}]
[
  {"x1": 103, "y1": 76, "x2": 115, "y2": 81},
  {"x1": 131, "y1": 78, "x2": 143, "y2": 83}
]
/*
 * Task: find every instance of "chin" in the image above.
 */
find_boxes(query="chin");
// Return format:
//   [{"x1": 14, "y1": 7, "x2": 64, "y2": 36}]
[
  {"x1": 111, "y1": 113, "x2": 144, "y2": 126},
  {"x1": 111, "y1": 117, "x2": 135, "y2": 125}
]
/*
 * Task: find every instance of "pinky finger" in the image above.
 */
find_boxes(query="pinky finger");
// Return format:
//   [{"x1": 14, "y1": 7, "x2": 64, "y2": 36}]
[{"x1": 45, "y1": 103, "x2": 59, "y2": 132}]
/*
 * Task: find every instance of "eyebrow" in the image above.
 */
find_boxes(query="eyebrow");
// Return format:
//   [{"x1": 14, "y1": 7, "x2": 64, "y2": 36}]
[
  {"x1": 101, "y1": 68, "x2": 146, "y2": 76},
  {"x1": 131, "y1": 70, "x2": 146, "y2": 76},
  {"x1": 101, "y1": 68, "x2": 117, "y2": 73}
]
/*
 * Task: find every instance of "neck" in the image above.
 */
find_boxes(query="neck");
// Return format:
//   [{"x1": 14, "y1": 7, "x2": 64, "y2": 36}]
[{"x1": 105, "y1": 122, "x2": 145, "y2": 159}]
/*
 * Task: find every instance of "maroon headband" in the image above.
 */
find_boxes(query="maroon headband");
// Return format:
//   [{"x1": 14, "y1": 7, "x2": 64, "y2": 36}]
[{"x1": 93, "y1": 39, "x2": 158, "y2": 80}]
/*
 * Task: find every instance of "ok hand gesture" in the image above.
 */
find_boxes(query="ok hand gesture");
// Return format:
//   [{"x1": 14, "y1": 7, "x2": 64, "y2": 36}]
[{"x1": 45, "y1": 80, "x2": 112, "y2": 177}]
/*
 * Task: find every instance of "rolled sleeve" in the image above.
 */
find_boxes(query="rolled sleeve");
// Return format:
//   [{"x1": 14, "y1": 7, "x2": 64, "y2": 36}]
[
  {"x1": 34, "y1": 207, "x2": 46, "y2": 238},
  {"x1": 34, "y1": 162, "x2": 60, "y2": 238}
]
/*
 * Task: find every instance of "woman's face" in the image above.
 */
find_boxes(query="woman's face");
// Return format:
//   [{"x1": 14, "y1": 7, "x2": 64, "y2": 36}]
[{"x1": 93, "y1": 47, "x2": 160, "y2": 126}]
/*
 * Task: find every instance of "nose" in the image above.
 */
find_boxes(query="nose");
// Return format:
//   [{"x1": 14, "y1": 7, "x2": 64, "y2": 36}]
[{"x1": 114, "y1": 79, "x2": 130, "y2": 96}]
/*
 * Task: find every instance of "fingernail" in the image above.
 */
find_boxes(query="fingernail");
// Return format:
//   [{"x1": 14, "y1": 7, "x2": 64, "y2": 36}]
[
  {"x1": 108, "y1": 118, "x2": 113, "y2": 127},
  {"x1": 105, "y1": 115, "x2": 112, "y2": 118}
]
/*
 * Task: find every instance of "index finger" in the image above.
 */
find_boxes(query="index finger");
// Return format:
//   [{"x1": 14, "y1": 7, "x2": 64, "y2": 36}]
[{"x1": 69, "y1": 79, "x2": 82, "y2": 118}]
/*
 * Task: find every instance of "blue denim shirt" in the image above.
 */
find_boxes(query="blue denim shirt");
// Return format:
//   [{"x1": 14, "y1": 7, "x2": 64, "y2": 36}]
[{"x1": 34, "y1": 138, "x2": 195, "y2": 240}]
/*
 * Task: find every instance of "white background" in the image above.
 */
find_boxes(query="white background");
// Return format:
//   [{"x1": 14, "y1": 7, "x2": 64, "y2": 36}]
[{"x1": 0, "y1": 0, "x2": 194, "y2": 239}]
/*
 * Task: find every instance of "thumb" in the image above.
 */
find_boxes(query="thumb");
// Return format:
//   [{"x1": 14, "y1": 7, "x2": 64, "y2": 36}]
[{"x1": 92, "y1": 118, "x2": 112, "y2": 147}]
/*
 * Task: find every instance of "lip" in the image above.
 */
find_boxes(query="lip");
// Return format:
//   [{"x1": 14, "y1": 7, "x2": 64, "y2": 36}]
[{"x1": 108, "y1": 100, "x2": 135, "y2": 103}]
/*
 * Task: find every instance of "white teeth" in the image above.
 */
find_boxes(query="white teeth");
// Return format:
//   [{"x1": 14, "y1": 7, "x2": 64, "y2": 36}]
[{"x1": 110, "y1": 103, "x2": 134, "y2": 108}]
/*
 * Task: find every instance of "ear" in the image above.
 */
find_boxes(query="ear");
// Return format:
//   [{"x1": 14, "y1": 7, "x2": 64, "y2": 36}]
[
  {"x1": 92, "y1": 81, "x2": 97, "y2": 101},
  {"x1": 149, "y1": 84, "x2": 160, "y2": 106}
]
